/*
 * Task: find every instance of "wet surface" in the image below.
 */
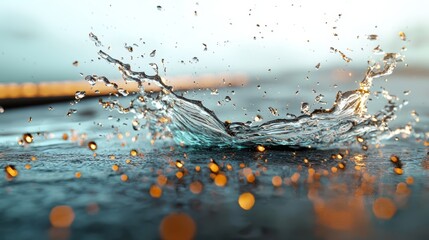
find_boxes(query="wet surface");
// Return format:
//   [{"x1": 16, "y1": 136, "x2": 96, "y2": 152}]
[{"x1": 0, "y1": 72, "x2": 428, "y2": 240}]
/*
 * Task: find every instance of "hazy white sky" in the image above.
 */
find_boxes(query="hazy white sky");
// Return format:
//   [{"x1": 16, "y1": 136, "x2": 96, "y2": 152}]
[{"x1": 0, "y1": 0, "x2": 428, "y2": 83}]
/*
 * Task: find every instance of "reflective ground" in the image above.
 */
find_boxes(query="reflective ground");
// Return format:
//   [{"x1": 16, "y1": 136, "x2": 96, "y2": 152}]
[{"x1": 1, "y1": 71, "x2": 428, "y2": 240}]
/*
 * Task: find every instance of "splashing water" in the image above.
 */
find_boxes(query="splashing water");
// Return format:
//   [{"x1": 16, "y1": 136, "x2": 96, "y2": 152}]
[{"x1": 89, "y1": 50, "x2": 404, "y2": 149}]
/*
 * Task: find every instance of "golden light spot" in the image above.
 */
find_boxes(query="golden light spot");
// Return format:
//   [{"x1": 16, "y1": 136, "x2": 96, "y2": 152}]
[
  {"x1": 290, "y1": 172, "x2": 300, "y2": 183},
  {"x1": 150, "y1": 185, "x2": 163, "y2": 198},
  {"x1": 394, "y1": 167, "x2": 403, "y2": 175},
  {"x1": 176, "y1": 171, "x2": 184, "y2": 179},
  {"x1": 238, "y1": 192, "x2": 255, "y2": 210},
  {"x1": 331, "y1": 167, "x2": 338, "y2": 173},
  {"x1": 272, "y1": 176, "x2": 282, "y2": 187},
  {"x1": 239, "y1": 163, "x2": 245, "y2": 168},
  {"x1": 226, "y1": 164, "x2": 233, "y2": 171},
  {"x1": 125, "y1": 159, "x2": 131, "y2": 164},
  {"x1": 195, "y1": 165, "x2": 201, "y2": 172},
  {"x1": 256, "y1": 145, "x2": 265, "y2": 152},
  {"x1": 336, "y1": 154, "x2": 343, "y2": 160},
  {"x1": 304, "y1": 158, "x2": 309, "y2": 164},
  {"x1": 246, "y1": 174, "x2": 255, "y2": 183},
  {"x1": 208, "y1": 162, "x2": 219, "y2": 173},
  {"x1": 112, "y1": 164, "x2": 119, "y2": 172},
  {"x1": 396, "y1": 182, "x2": 411, "y2": 195},
  {"x1": 109, "y1": 155, "x2": 116, "y2": 160},
  {"x1": 62, "y1": 133, "x2": 69, "y2": 141},
  {"x1": 75, "y1": 172, "x2": 81, "y2": 178},
  {"x1": 338, "y1": 162, "x2": 346, "y2": 169},
  {"x1": 159, "y1": 213, "x2": 196, "y2": 240},
  {"x1": 130, "y1": 149, "x2": 138, "y2": 156},
  {"x1": 120, "y1": 174, "x2": 128, "y2": 182},
  {"x1": 390, "y1": 155, "x2": 399, "y2": 163},
  {"x1": 5, "y1": 165, "x2": 18, "y2": 178},
  {"x1": 25, "y1": 164, "x2": 31, "y2": 170},
  {"x1": 176, "y1": 160, "x2": 184, "y2": 169},
  {"x1": 88, "y1": 141, "x2": 97, "y2": 151},
  {"x1": 50, "y1": 205, "x2": 75, "y2": 228},
  {"x1": 406, "y1": 176, "x2": 414, "y2": 185},
  {"x1": 190, "y1": 181, "x2": 203, "y2": 194},
  {"x1": 356, "y1": 136, "x2": 364, "y2": 143},
  {"x1": 214, "y1": 174, "x2": 227, "y2": 187},
  {"x1": 23, "y1": 133, "x2": 33, "y2": 143},
  {"x1": 399, "y1": 31, "x2": 406, "y2": 41},
  {"x1": 373, "y1": 198, "x2": 396, "y2": 220},
  {"x1": 157, "y1": 175, "x2": 168, "y2": 186}
]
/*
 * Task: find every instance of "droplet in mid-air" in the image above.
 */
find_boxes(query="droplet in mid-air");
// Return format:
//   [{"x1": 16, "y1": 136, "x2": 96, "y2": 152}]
[
  {"x1": 268, "y1": 107, "x2": 278, "y2": 116},
  {"x1": 89, "y1": 32, "x2": 102, "y2": 46},
  {"x1": 75, "y1": 91, "x2": 86, "y2": 100},
  {"x1": 367, "y1": 34, "x2": 378, "y2": 40},
  {"x1": 301, "y1": 102, "x2": 310, "y2": 115},
  {"x1": 150, "y1": 50, "x2": 156, "y2": 57},
  {"x1": 254, "y1": 115, "x2": 263, "y2": 122},
  {"x1": 315, "y1": 63, "x2": 321, "y2": 69},
  {"x1": 399, "y1": 31, "x2": 406, "y2": 41}
]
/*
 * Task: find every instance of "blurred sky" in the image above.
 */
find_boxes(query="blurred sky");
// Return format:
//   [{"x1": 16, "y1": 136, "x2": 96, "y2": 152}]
[{"x1": 0, "y1": 0, "x2": 428, "y2": 83}]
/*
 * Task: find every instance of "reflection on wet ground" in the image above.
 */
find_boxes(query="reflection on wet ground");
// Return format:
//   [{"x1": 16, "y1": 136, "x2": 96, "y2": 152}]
[{"x1": 0, "y1": 72, "x2": 428, "y2": 240}]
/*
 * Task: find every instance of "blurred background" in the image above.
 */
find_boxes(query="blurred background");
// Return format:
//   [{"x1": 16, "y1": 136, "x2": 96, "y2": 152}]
[
  {"x1": 0, "y1": 0, "x2": 428, "y2": 84},
  {"x1": 0, "y1": 0, "x2": 428, "y2": 123}
]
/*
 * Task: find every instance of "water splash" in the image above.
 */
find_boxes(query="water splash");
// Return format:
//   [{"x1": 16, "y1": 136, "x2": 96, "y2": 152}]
[{"x1": 91, "y1": 50, "x2": 404, "y2": 149}]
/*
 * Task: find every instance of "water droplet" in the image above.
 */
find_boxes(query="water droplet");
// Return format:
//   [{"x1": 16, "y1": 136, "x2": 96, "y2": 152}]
[
  {"x1": 89, "y1": 32, "x2": 102, "y2": 46},
  {"x1": 88, "y1": 141, "x2": 97, "y2": 151},
  {"x1": 130, "y1": 149, "x2": 138, "y2": 156},
  {"x1": 202, "y1": 43, "x2": 207, "y2": 51},
  {"x1": 257, "y1": 85, "x2": 261, "y2": 90},
  {"x1": 367, "y1": 34, "x2": 378, "y2": 40},
  {"x1": 403, "y1": 90, "x2": 410, "y2": 96},
  {"x1": 373, "y1": 45, "x2": 383, "y2": 54},
  {"x1": 225, "y1": 96, "x2": 231, "y2": 102},
  {"x1": 315, "y1": 63, "x2": 320, "y2": 69},
  {"x1": 192, "y1": 57, "x2": 199, "y2": 63},
  {"x1": 150, "y1": 50, "x2": 156, "y2": 57},
  {"x1": 268, "y1": 107, "x2": 278, "y2": 116},
  {"x1": 66, "y1": 109, "x2": 77, "y2": 117},
  {"x1": 75, "y1": 91, "x2": 86, "y2": 100},
  {"x1": 118, "y1": 88, "x2": 129, "y2": 96},
  {"x1": 157, "y1": 5, "x2": 162, "y2": 11},
  {"x1": 85, "y1": 75, "x2": 97, "y2": 86},
  {"x1": 314, "y1": 94, "x2": 324, "y2": 102},
  {"x1": 301, "y1": 102, "x2": 310, "y2": 115},
  {"x1": 399, "y1": 31, "x2": 406, "y2": 41},
  {"x1": 0, "y1": 106, "x2": 4, "y2": 113},
  {"x1": 72, "y1": 61, "x2": 79, "y2": 67},
  {"x1": 5, "y1": 165, "x2": 18, "y2": 179},
  {"x1": 23, "y1": 133, "x2": 33, "y2": 143},
  {"x1": 254, "y1": 115, "x2": 263, "y2": 122},
  {"x1": 125, "y1": 45, "x2": 133, "y2": 52},
  {"x1": 210, "y1": 89, "x2": 219, "y2": 95}
]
